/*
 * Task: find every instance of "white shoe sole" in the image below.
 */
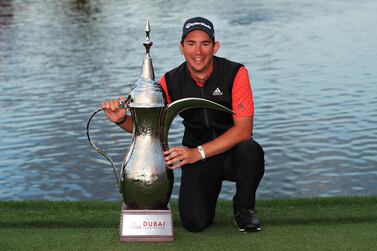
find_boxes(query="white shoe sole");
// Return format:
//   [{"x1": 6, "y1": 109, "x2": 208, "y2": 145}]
[{"x1": 235, "y1": 221, "x2": 261, "y2": 232}]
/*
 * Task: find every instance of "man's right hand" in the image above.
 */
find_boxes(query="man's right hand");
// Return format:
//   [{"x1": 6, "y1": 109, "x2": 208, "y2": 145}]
[{"x1": 102, "y1": 96, "x2": 127, "y2": 124}]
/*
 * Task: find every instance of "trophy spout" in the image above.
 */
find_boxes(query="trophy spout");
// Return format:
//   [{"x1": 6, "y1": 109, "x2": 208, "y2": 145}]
[{"x1": 161, "y1": 98, "x2": 234, "y2": 149}]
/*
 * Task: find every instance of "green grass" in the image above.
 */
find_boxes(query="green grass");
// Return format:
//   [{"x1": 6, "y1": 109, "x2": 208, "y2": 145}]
[{"x1": 1, "y1": 197, "x2": 377, "y2": 250}]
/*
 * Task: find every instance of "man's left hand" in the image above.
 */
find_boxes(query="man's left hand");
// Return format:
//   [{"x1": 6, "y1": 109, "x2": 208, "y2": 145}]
[{"x1": 164, "y1": 146, "x2": 201, "y2": 169}]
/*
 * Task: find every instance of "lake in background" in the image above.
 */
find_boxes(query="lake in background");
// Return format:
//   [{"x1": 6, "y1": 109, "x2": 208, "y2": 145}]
[{"x1": 1, "y1": 0, "x2": 376, "y2": 201}]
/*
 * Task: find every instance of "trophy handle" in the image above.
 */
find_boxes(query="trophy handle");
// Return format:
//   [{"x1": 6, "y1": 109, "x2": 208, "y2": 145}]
[
  {"x1": 161, "y1": 98, "x2": 234, "y2": 149},
  {"x1": 86, "y1": 107, "x2": 120, "y2": 190}
]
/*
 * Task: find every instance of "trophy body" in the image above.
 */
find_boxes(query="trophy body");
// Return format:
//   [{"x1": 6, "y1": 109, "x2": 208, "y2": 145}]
[{"x1": 120, "y1": 107, "x2": 173, "y2": 210}]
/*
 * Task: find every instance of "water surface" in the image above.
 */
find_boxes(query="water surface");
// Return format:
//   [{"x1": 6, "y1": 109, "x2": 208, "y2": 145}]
[{"x1": 1, "y1": 0, "x2": 376, "y2": 201}]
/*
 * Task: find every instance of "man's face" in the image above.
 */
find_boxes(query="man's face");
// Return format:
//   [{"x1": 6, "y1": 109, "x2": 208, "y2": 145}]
[{"x1": 180, "y1": 30, "x2": 220, "y2": 76}]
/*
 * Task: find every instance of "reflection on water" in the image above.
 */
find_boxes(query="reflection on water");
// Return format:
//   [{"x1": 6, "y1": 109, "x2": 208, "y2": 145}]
[{"x1": 1, "y1": 0, "x2": 377, "y2": 201}]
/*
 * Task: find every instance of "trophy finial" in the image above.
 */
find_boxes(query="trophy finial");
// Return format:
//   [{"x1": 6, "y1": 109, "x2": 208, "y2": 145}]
[
  {"x1": 145, "y1": 20, "x2": 151, "y2": 35},
  {"x1": 129, "y1": 20, "x2": 163, "y2": 108},
  {"x1": 143, "y1": 20, "x2": 153, "y2": 56},
  {"x1": 140, "y1": 20, "x2": 154, "y2": 80}
]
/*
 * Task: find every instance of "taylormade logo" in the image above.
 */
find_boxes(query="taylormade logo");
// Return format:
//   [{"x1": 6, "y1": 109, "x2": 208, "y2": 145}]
[
  {"x1": 186, "y1": 22, "x2": 212, "y2": 30},
  {"x1": 212, "y1": 87, "x2": 223, "y2": 96}
]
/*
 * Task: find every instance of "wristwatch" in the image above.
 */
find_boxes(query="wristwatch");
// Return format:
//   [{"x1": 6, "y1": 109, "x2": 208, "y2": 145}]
[
  {"x1": 197, "y1": 145, "x2": 206, "y2": 161},
  {"x1": 115, "y1": 115, "x2": 127, "y2": 125}
]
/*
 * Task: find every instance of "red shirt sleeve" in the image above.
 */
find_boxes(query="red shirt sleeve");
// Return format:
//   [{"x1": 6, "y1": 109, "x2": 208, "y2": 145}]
[
  {"x1": 232, "y1": 66, "x2": 254, "y2": 118},
  {"x1": 159, "y1": 75, "x2": 172, "y2": 104}
]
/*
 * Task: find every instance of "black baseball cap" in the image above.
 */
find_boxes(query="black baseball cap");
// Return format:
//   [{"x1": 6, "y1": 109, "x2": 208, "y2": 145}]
[{"x1": 181, "y1": 17, "x2": 215, "y2": 43}]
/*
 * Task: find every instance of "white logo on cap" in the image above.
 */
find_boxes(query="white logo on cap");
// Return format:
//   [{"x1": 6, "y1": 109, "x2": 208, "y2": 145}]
[{"x1": 186, "y1": 22, "x2": 212, "y2": 30}]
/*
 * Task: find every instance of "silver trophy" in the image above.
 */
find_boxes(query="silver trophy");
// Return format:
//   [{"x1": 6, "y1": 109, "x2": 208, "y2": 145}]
[{"x1": 86, "y1": 21, "x2": 233, "y2": 242}]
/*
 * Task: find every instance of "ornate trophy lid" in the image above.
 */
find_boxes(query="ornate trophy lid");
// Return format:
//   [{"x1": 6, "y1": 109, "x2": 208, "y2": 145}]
[{"x1": 129, "y1": 20, "x2": 164, "y2": 108}]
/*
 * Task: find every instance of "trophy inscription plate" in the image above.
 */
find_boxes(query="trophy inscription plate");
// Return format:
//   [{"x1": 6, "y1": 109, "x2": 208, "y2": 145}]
[{"x1": 119, "y1": 204, "x2": 173, "y2": 242}]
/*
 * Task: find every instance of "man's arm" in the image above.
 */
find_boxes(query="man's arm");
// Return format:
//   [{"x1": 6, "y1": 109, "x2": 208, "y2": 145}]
[
  {"x1": 202, "y1": 116, "x2": 253, "y2": 156},
  {"x1": 102, "y1": 97, "x2": 133, "y2": 133},
  {"x1": 164, "y1": 116, "x2": 252, "y2": 168}
]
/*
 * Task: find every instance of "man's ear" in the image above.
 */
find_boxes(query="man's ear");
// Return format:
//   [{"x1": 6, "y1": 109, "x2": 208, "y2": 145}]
[
  {"x1": 180, "y1": 43, "x2": 184, "y2": 54},
  {"x1": 213, "y1": 41, "x2": 220, "y2": 54}
]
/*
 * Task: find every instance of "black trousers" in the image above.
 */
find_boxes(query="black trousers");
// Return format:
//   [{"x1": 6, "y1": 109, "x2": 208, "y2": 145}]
[{"x1": 179, "y1": 139, "x2": 265, "y2": 232}]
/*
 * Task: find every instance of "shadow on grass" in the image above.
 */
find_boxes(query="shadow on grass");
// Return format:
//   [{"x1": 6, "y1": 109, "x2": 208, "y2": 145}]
[
  {"x1": 264, "y1": 215, "x2": 377, "y2": 226},
  {"x1": 1, "y1": 197, "x2": 376, "y2": 229},
  {"x1": 1, "y1": 215, "x2": 376, "y2": 229},
  {"x1": 0, "y1": 220, "x2": 118, "y2": 229}
]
